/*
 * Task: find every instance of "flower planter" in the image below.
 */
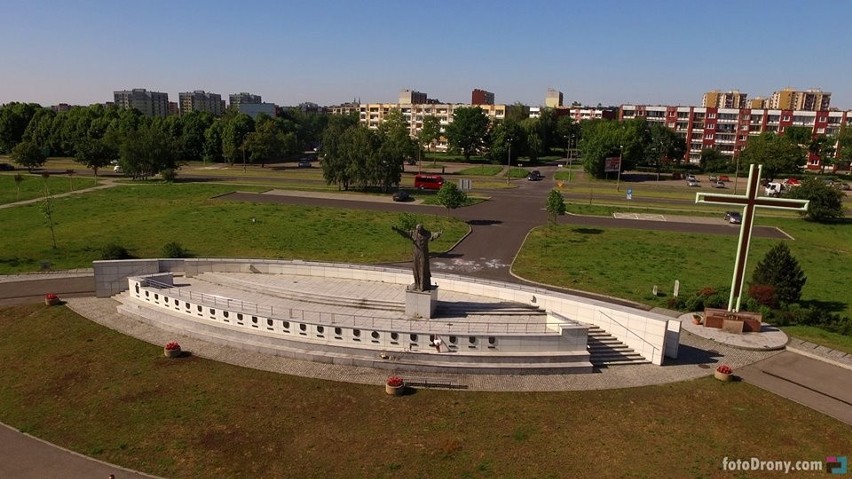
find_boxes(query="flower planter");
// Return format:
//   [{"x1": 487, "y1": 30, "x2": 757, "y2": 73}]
[
  {"x1": 385, "y1": 383, "x2": 404, "y2": 396},
  {"x1": 44, "y1": 297, "x2": 60, "y2": 306},
  {"x1": 714, "y1": 370, "x2": 733, "y2": 382},
  {"x1": 164, "y1": 347, "x2": 182, "y2": 358}
]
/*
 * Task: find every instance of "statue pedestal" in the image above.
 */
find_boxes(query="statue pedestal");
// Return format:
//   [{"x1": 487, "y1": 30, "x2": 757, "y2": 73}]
[{"x1": 405, "y1": 285, "x2": 438, "y2": 319}]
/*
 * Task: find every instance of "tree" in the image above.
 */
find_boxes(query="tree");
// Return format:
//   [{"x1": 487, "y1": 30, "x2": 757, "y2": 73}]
[
  {"x1": 783, "y1": 126, "x2": 812, "y2": 147},
  {"x1": 545, "y1": 189, "x2": 566, "y2": 223},
  {"x1": 700, "y1": 148, "x2": 733, "y2": 173},
  {"x1": 435, "y1": 181, "x2": 467, "y2": 216},
  {"x1": 418, "y1": 115, "x2": 441, "y2": 154},
  {"x1": 556, "y1": 115, "x2": 580, "y2": 153},
  {"x1": 520, "y1": 117, "x2": 543, "y2": 161},
  {"x1": 737, "y1": 132, "x2": 805, "y2": 180},
  {"x1": 647, "y1": 123, "x2": 686, "y2": 170},
  {"x1": 785, "y1": 176, "x2": 845, "y2": 222},
  {"x1": 0, "y1": 102, "x2": 41, "y2": 153},
  {"x1": 445, "y1": 106, "x2": 489, "y2": 161},
  {"x1": 487, "y1": 119, "x2": 523, "y2": 165},
  {"x1": 39, "y1": 173, "x2": 57, "y2": 249},
  {"x1": 118, "y1": 123, "x2": 177, "y2": 179},
  {"x1": 578, "y1": 119, "x2": 622, "y2": 178},
  {"x1": 222, "y1": 114, "x2": 255, "y2": 165},
  {"x1": 74, "y1": 137, "x2": 115, "y2": 176},
  {"x1": 10, "y1": 140, "x2": 47, "y2": 171},
  {"x1": 243, "y1": 117, "x2": 293, "y2": 167},
  {"x1": 751, "y1": 242, "x2": 806, "y2": 304}
]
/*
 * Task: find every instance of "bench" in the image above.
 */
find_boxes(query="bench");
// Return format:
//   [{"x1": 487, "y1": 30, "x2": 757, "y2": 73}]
[{"x1": 404, "y1": 376, "x2": 467, "y2": 390}]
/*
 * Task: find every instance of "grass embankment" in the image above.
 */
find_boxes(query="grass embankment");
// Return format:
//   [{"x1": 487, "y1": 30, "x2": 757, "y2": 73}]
[
  {"x1": 0, "y1": 304, "x2": 848, "y2": 478},
  {"x1": 513, "y1": 219, "x2": 852, "y2": 319},
  {"x1": 0, "y1": 183, "x2": 467, "y2": 274},
  {"x1": 0, "y1": 173, "x2": 98, "y2": 205}
]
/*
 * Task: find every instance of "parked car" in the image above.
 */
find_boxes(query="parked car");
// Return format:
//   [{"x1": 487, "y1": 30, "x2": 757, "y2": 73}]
[
  {"x1": 527, "y1": 170, "x2": 543, "y2": 181},
  {"x1": 392, "y1": 190, "x2": 411, "y2": 202},
  {"x1": 719, "y1": 175, "x2": 731, "y2": 182},
  {"x1": 297, "y1": 159, "x2": 311, "y2": 168},
  {"x1": 0, "y1": 163, "x2": 14, "y2": 171},
  {"x1": 113, "y1": 165, "x2": 123, "y2": 173},
  {"x1": 724, "y1": 211, "x2": 742, "y2": 224},
  {"x1": 687, "y1": 179, "x2": 700, "y2": 187},
  {"x1": 712, "y1": 180, "x2": 726, "y2": 188},
  {"x1": 708, "y1": 175, "x2": 718, "y2": 182},
  {"x1": 686, "y1": 174, "x2": 698, "y2": 182}
]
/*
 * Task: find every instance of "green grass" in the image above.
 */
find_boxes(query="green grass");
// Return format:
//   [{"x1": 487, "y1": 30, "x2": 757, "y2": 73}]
[
  {"x1": 505, "y1": 167, "x2": 530, "y2": 178},
  {"x1": 0, "y1": 173, "x2": 98, "y2": 205},
  {"x1": 0, "y1": 183, "x2": 467, "y2": 273},
  {"x1": 456, "y1": 165, "x2": 503, "y2": 176},
  {"x1": 781, "y1": 325, "x2": 852, "y2": 354},
  {"x1": 513, "y1": 220, "x2": 852, "y2": 318},
  {"x1": 0, "y1": 304, "x2": 848, "y2": 478}
]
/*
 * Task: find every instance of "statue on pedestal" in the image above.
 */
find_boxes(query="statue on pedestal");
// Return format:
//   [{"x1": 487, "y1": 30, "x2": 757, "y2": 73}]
[{"x1": 393, "y1": 224, "x2": 442, "y2": 291}]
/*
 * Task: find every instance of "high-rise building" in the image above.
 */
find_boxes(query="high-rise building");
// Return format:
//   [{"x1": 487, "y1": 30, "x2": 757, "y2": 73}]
[
  {"x1": 545, "y1": 88, "x2": 563, "y2": 108},
  {"x1": 179, "y1": 90, "x2": 225, "y2": 116},
  {"x1": 702, "y1": 90, "x2": 748, "y2": 109},
  {"x1": 769, "y1": 88, "x2": 831, "y2": 111},
  {"x1": 229, "y1": 92, "x2": 262, "y2": 110},
  {"x1": 471, "y1": 89, "x2": 495, "y2": 105},
  {"x1": 399, "y1": 89, "x2": 428, "y2": 105},
  {"x1": 113, "y1": 89, "x2": 170, "y2": 117}
]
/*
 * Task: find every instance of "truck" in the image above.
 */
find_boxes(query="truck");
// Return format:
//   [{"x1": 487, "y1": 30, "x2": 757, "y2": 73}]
[{"x1": 764, "y1": 182, "x2": 784, "y2": 197}]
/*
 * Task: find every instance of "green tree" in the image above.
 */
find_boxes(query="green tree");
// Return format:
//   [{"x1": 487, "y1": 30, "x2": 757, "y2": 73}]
[
  {"x1": 837, "y1": 125, "x2": 852, "y2": 170},
  {"x1": 118, "y1": 123, "x2": 178, "y2": 179},
  {"x1": 647, "y1": 123, "x2": 686, "y2": 170},
  {"x1": 737, "y1": 132, "x2": 805, "y2": 180},
  {"x1": 783, "y1": 125, "x2": 812, "y2": 147},
  {"x1": 74, "y1": 137, "x2": 115, "y2": 176},
  {"x1": 244, "y1": 117, "x2": 293, "y2": 167},
  {"x1": 435, "y1": 181, "x2": 467, "y2": 217},
  {"x1": 545, "y1": 189, "x2": 566, "y2": 223},
  {"x1": 39, "y1": 173, "x2": 57, "y2": 249},
  {"x1": 578, "y1": 119, "x2": 623, "y2": 178},
  {"x1": 520, "y1": 117, "x2": 543, "y2": 161},
  {"x1": 203, "y1": 120, "x2": 225, "y2": 164},
  {"x1": 445, "y1": 106, "x2": 490, "y2": 161},
  {"x1": 320, "y1": 116, "x2": 360, "y2": 190},
  {"x1": 556, "y1": 115, "x2": 580, "y2": 153},
  {"x1": 751, "y1": 242, "x2": 806, "y2": 304},
  {"x1": 487, "y1": 119, "x2": 523, "y2": 165},
  {"x1": 700, "y1": 148, "x2": 733, "y2": 173},
  {"x1": 418, "y1": 115, "x2": 442, "y2": 154},
  {"x1": 0, "y1": 102, "x2": 41, "y2": 153},
  {"x1": 10, "y1": 140, "x2": 47, "y2": 171},
  {"x1": 222, "y1": 114, "x2": 255, "y2": 165},
  {"x1": 785, "y1": 176, "x2": 845, "y2": 222}
]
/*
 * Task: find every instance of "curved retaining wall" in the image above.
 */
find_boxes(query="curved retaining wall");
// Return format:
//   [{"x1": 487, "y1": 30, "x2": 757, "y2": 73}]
[{"x1": 95, "y1": 258, "x2": 680, "y2": 365}]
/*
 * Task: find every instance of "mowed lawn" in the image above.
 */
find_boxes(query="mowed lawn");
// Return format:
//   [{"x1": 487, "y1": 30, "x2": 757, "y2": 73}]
[
  {"x1": 0, "y1": 304, "x2": 849, "y2": 478},
  {"x1": 513, "y1": 218, "x2": 852, "y2": 318},
  {"x1": 0, "y1": 183, "x2": 468, "y2": 273},
  {"x1": 0, "y1": 172, "x2": 98, "y2": 204}
]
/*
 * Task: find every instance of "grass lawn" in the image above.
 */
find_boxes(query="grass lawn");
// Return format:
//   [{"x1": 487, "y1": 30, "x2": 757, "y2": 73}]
[
  {"x1": 0, "y1": 183, "x2": 467, "y2": 274},
  {"x1": 0, "y1": 304, "x2": 848, "y2": 478},
  {"x1": 782, "y1": 325, "x2": 852, "y2": 354},
  {"x1": 0, "y1": 172, "x2": 98, "y2": 205},
  {"x1": 456, "y1": 165, "x2": 503, "y2": 176},
  {"x1": 506, "y1": 167, "x2": 530, "y2": 178},
  {"x1": 513, "y1": 220, "x2": 852, "y2": 318}
]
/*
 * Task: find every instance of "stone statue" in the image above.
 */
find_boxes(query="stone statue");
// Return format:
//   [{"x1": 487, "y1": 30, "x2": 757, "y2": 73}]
[{"x1": 393, "y1": 223, "x2": 442, "y2": 291}]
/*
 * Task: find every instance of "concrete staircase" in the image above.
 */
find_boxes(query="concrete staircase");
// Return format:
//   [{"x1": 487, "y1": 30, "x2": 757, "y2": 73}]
[{"x1": 586, "y1": 326, "x2": 648, "y2": 366}]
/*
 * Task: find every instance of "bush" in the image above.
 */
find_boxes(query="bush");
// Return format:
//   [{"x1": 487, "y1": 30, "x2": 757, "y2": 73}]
[
  {"x1": 160, "y1": 168, "x2": 177, "y2": 182},
  {"x1": 748, "y1": 284, "x2": 778, "y2": 308},
  {"x1": 161, "y1": 241, "x2": 190, "y2": 258},
  {"x1": 101, "y1": 243, "x2": 131, "y2": 260}
]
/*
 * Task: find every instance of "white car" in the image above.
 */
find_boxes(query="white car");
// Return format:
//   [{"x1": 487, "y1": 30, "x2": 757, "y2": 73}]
[{"x1": 113, "y1": 165, "x2": 123, "y2": 173}]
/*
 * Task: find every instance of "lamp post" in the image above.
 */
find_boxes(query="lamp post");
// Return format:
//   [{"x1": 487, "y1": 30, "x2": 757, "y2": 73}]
[
  {"x1": 616, "y1": 144, "x2": 623, "y2": 191},
  {"x1": 506, "y1": 137, "x2": 512, "y2": 185},
  {"x1": 733, "y1": 153, "x2": 740, "y2": 195}
]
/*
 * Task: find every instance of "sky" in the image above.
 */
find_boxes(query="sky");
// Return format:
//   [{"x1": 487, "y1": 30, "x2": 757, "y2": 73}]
[{"x1": 2, "y1": 0, "x2": 851, "y2": 109}]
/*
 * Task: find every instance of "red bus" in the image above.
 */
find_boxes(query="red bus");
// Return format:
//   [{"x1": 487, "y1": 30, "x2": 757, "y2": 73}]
[{"x1": 414, "y1": 174, "x2": 444, "y2": 190}]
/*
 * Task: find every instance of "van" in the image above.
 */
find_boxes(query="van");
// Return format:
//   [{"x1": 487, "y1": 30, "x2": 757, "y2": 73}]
[{"x1": 414, "y1": 174, "x2": 444, "y2": 190}]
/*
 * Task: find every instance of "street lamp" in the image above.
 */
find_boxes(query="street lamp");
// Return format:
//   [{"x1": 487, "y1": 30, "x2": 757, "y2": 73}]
[
  {"x1": 616, "y1": 144, "x2": 623, "y2": 191},
  {"x1": 506, "y1": 136, "x2": 512, "y2": 185}
]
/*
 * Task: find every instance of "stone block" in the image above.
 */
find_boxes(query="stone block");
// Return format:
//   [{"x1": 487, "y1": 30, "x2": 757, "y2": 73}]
[{"x1": 405, "y1": 286, "x2": 438, "y2": 319}]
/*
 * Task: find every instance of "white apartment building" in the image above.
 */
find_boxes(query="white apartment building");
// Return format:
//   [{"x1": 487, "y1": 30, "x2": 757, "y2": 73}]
[
  {"x1": 179, "y1": 90, "x2": 225, "y2": 116},
  {"x1": 113, "y1": 89, "x2": 170, "y2": 117}
]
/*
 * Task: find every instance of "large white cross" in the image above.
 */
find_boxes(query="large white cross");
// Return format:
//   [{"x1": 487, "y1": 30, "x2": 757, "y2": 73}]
[{"x1": 696, "y1": 164, "x2": 809, "y2": 312}]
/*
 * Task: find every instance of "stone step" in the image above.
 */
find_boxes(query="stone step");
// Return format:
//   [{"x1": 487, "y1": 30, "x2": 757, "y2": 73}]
[{"x1": 585, "y1": 325, "x2": 649, "y2": 365}]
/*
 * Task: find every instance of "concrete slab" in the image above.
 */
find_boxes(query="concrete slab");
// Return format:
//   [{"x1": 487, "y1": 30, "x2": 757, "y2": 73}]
[{"x1": 678, "y1": 313, "x2": 787, "y2": 351}]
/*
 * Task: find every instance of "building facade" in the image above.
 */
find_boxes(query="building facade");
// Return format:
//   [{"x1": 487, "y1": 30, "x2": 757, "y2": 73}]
[
  {"x1": 620, "y1": 104, "x2": 850, "y2": 169},
  {"x1": 179, "y1": 90, "x2": 225, "y2": 116},
  {"x1": 768, "y1": 88, "x2": 831, "y2": 111},
  {"x1": 237, "y1": 103, "x2": 276, "y2": 119},
  {"x1": 702, "y1": 90, "x2": 748, "y2": 109},
  {"x1": 332, "y1": 102, "x2": 506, "y2": 152},
  {"x1": 113, "y1": 89, "x2": 170, "y2": 117},
  {"x1": 229, "y1": 92, "x2": 262, "y2": 110},
  {"x1": 399, "y1": 89, "x2": 428, "y2": 105},
  {"x1": 545, "y1": 88, "x2": 563, "y2": 108},
  {"x1": 471, "y1": 89, "x2": 495, "y2": 105}
]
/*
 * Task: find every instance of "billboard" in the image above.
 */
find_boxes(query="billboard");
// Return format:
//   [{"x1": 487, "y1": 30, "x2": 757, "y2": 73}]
[{"x1": 604, "y1": 157, "x2": 621, "y2": 173}]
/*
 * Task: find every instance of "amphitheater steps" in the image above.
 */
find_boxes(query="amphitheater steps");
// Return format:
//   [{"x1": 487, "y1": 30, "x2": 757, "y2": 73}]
[{"x1": 586, "y1": 326, "x2": 648, "y2": 366}]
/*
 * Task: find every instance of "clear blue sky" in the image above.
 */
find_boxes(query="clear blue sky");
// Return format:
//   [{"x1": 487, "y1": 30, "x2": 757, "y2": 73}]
[{"x1": 2, "y1": 0, "x2": 851, "y2": 109}]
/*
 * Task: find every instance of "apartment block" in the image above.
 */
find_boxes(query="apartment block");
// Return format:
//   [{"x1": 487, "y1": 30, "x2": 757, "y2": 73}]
[
  {"x1": 332, "y1": 102, "x2": 505, "y2": 152},
  {"x1": 179, "y1": 90, "x2": 225, "y2": 116},
  {"x1": 702, "y1": 90, "x2": 748, "y2": 109},
  {"x1": 545, "y1": 88, "x2": 563, "y2": 108},
  {"x1": 769, "y1": 88, "x2": 831, "y2": 111},
  {"x1": 229, "y1": 92, "x2": 262, "y2": 110},
  {"x1": 399, "y1": 89, "x2": 428, "y2": 105},
  {"x1": 620, "y1": 104, "x2": 850, "y2": 169},
  {"x1": 471, "y1": 89, "x2": 495, "y2": 105},
  {"x1": 113, "y1": 89, "x2": 170, "y2": 117},
  {"x1": 237, "y1": 103, "x2": 276, "y2": 119}
]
